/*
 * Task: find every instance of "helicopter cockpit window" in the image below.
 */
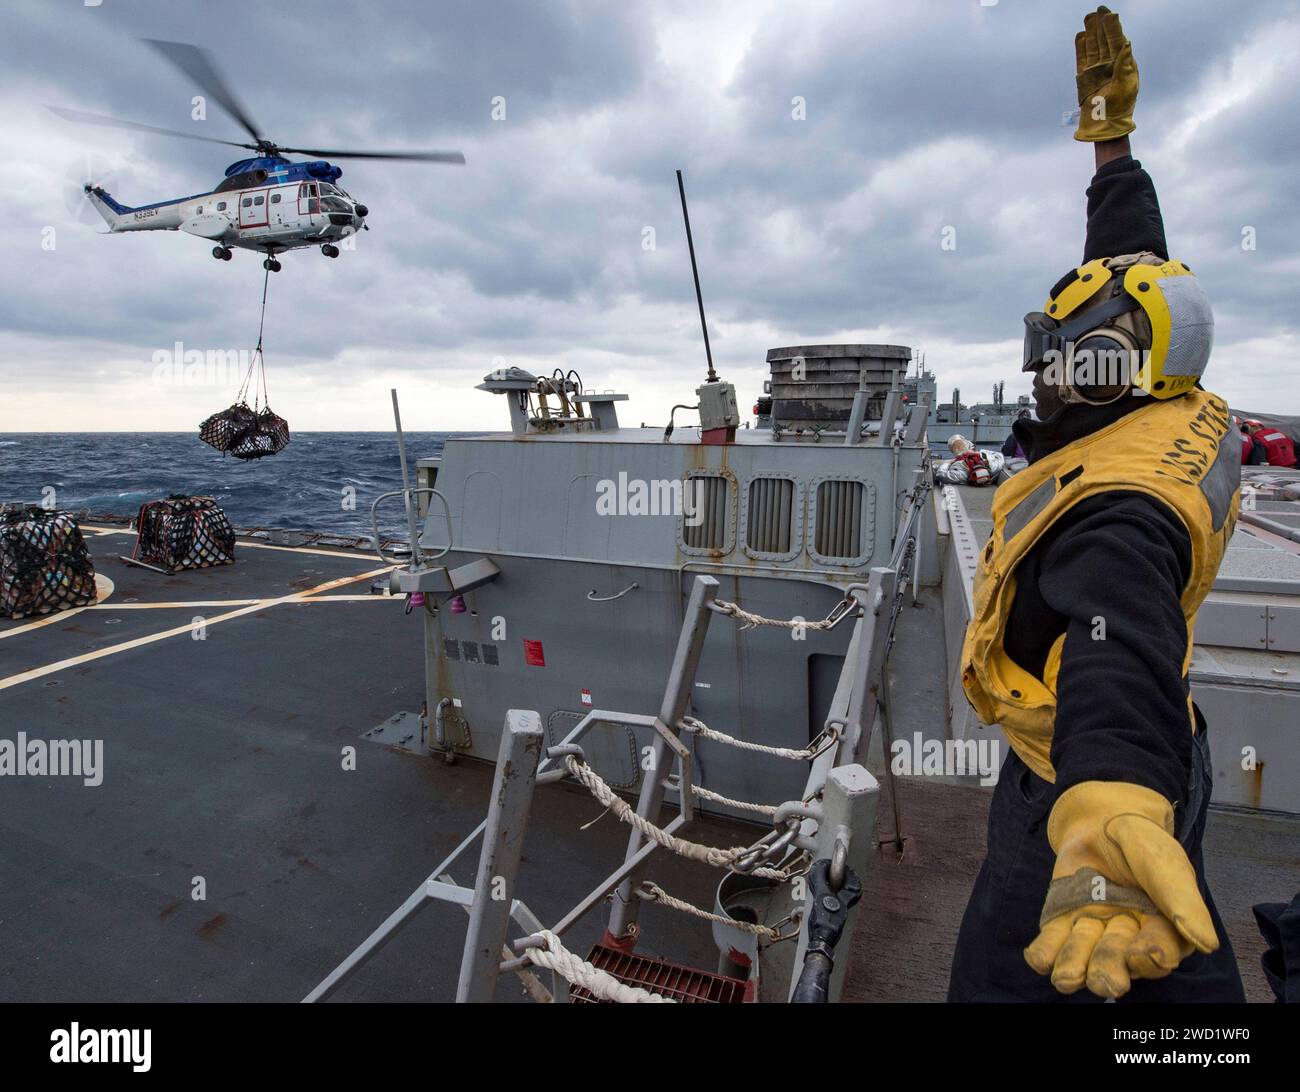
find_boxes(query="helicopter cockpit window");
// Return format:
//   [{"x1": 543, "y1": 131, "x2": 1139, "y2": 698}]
[{"x1": 299, "y1": 183, "x2": 317, "y2": 198}]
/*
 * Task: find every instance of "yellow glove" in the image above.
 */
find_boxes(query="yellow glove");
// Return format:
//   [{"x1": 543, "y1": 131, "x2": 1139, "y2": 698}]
[
  {"x1": 1024, "y1": 780, "x2": 1220, "y2": 999},
  {"x1": 1073, "y1": 6, "x2": 1139, "y2": 142}
]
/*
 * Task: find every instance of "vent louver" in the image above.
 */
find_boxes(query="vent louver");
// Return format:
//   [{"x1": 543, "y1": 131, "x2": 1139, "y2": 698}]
[
  {"x1": 745, "y1": 477, "x2": 794, "y2": 554},
  {"x1": 814, "y1": 480, "x2": 864, "y2": 559},
  {"x1": 682, "y1": 474, "x2": 732, "y2": 551}
]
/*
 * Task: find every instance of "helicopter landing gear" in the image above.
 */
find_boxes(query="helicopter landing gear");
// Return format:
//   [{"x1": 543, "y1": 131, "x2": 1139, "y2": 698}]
[
  {"x1": 262, "y1": 258, "x2": 282, "y2": 272},
  {"x1": 320, "y1": 244, "x2": 339, "y2": 258},
  {"x1": 212, "y1": 246, "x2": 232, "y2": 261}
]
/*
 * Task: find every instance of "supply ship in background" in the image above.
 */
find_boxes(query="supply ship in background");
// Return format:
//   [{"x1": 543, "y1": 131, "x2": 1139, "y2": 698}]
[{"x1": 2, "y1": 345, "x2": 1296, "y2": 1003}]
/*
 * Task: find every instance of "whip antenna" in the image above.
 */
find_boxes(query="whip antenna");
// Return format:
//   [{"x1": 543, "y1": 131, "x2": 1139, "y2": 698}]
[{"x1": 676, "y1": 169, "x2": 717, "y2": 383}]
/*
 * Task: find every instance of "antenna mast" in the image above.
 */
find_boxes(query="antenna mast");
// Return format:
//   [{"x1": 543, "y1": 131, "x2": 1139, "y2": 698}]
[{"x1": 676, "y1": 169, "x2": 716, "y2": 383}]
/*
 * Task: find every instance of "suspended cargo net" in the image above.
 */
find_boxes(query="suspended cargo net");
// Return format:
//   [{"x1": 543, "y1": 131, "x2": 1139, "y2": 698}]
[
  {"x1": 198, "y1": 266, "x2": 290, "y2": 460},
  {"x1": 133, "y1": 495, "x2": 236, "y2": 574},
  {"x1": 0, "y1": 506, "x2": 98, "y2": 619},
  {"x1": 199, "y1": 394, "x2": 290, "y2": 461}
]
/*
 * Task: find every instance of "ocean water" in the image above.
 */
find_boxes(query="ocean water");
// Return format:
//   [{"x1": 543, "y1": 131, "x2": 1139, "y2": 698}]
[{"x1": 0, "y1": 432, "x2": 456, "y2": 539}]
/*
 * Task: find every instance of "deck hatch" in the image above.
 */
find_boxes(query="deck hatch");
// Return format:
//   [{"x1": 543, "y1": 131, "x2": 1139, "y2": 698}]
[{"x1": 547, "y1": 711, "x2": 637, "y2": 788}]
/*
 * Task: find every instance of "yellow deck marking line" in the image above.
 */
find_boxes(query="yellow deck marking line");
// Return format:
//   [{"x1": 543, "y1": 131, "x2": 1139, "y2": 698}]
[
  {"x1": 298, "y1": 593, "x2": 397, "y2": 602},
  {"x1": 231, "y1": 540, "x2": 386, "y2": 560},
  {"x1": 0, "y1": 574, "x2": 115, "y2": 640},
  {"x1": 0, "y1": 565, "x2": 393, "y2": 692},
  {"x1": 81, "y1": 525, "x2": 382, "y2": 561},
  {"x1": 83, "y1": 593, "x2": 397, "y2": 609},
  {"x1": 88, "y1": 599, "x2": 263, "y2": 609}
]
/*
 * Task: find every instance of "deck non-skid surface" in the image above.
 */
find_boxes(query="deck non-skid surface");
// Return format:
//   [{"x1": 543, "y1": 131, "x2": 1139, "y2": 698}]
[{"x1": 0, "y1": 532, "x2": 750, "y2": 1001}]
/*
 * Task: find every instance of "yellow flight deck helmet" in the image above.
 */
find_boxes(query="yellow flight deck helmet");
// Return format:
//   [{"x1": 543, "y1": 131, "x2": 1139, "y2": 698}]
[{"x1": 1022, "y1": 252, "x2": 1214, "y2": 403}]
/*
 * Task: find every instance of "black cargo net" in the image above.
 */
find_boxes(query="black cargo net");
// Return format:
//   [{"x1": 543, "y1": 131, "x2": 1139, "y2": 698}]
[
  {"x1": 0, "y1": 506, "x2": 98, "y2": 618},
  {"x1": 134, "y1": 495, "x2": 236, "y2": 573},
  {"x1": 199, "y1": 391, "x2": 291, "y2": 460},
  {"x1": 198, "y1": 265, "x2": 291, "y2": 460}
]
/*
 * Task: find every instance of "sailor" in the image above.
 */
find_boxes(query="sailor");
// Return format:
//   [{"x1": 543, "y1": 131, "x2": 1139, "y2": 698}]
[
  {"x1": 949, "y1": 8, "x2": 1246, "y2": 1002},
  {"x1": 1001, "y1": 409, "x2": 1031, "y2": 460},
  {"x1": 1234, "y1": 416, "x2": 1265, "y2": 466},
  {"x1": 1243, "y1": 419, "x2": 1297, "y2": 468}
]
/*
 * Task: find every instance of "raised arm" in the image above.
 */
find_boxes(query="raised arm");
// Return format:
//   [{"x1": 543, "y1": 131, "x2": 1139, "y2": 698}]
[
  {"x1": 1071, "y1": 8, "x2": 1168, "y2": 261},
  {"x1": 1094, "y1": 134, "x2": 1130, "y2": 171}
]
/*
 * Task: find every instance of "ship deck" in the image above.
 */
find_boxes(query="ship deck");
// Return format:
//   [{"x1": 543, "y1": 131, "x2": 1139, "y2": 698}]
[
  {"x1": 0, "y1": 522, "x2": 1293, "y2": 1002},
  {"x1": 0, "y1": 526, "x2": 748, "y2": 1002}
]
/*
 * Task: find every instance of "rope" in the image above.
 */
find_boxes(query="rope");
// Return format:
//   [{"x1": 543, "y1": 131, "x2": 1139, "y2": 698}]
[
  {"x1": 640, "y1": 882, "x2": 787, "y2": 940},
  {"x1": 680, "y1": 716, "x2": 836, "y2": 762},
  {"x1": 563, "y1": 755, "x2": 792, "y2": 880},
  {"x1": 711, "y1": 597, "x2": 851, "y2": 632},
  {"x1": 236, "y1": 264, "x2": 273, "y2": 410},
  {"x1": 523, "y1": 930, "x2": 675, "y2": 1003},
  {"x1": 689, "y1": 783, "x2": 776, "y2": 816}
]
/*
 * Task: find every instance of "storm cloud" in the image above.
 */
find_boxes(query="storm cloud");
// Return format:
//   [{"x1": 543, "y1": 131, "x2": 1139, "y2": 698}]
[{"x1": 1, "y1": 0, "x2": 1297, "y2": 431}]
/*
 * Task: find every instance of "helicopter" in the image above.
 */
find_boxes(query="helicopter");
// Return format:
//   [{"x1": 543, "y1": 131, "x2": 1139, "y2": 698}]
[{"x1": 49, "y1": 39, "x2": 464, "y2": 271}]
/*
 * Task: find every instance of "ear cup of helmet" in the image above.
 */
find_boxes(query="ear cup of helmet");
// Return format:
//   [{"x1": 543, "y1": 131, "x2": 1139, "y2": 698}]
[{"x1": 1063, "y1": 326, "x2": 1142, "y2": 405}]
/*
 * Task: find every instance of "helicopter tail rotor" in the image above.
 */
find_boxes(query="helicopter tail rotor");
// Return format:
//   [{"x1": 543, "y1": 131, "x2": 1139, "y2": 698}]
[{"x1": 63, "y1": 154, "x2": 126, "y2": 227}]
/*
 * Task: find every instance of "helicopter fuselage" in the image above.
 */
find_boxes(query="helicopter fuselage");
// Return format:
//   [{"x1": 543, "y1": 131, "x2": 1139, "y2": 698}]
[{"x1": 83, "y1": 155, "x2": 367, "y2": 261}]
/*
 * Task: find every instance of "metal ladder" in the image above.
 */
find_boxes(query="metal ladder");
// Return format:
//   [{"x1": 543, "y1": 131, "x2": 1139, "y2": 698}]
[{"x1": 305, "y1": 556, "x2": 906, "y2": 1002}]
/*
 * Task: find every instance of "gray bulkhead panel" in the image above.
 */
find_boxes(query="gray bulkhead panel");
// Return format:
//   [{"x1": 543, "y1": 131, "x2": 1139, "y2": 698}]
[
  {"x1": 422, "y1": 553, "x2": 850, "y2": 818},
  {"x1": 420, "y1": 431, "x2": 924, "y2": 571},
  {"x1": 414, "y1": 430, "x2": 928, "y2": 820}
]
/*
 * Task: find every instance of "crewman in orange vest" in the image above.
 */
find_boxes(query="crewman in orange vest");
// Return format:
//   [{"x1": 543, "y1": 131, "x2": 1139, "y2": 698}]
[
  {"x1": 950, "y1": 8, "x2": 1245, "y2": 1003},
  {"x1": 1243, "y1": 420, "x2": 1297, "y2": 468}
]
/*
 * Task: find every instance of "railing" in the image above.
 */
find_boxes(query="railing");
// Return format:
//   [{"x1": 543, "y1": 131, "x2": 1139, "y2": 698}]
[{"x1": 304, "y1": 546, "x2": 919, "y2": 1002}]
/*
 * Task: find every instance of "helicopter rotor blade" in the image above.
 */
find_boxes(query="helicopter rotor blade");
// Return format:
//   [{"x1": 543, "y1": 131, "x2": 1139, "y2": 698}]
[
  {"x1": 140, "y1": 38, "x2": 265, "y2": 147},
  {"x1": 278, "y1": 147, "x2": 466, "y2": 164},
  {"x1": 46, "y1": 104, "x2": 257, "y2": 150}
]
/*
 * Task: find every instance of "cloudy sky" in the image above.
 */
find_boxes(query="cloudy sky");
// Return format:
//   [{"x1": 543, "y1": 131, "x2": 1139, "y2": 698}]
[{"x1": 2, "y1": 0, "x2": 1298, "y2": 431}]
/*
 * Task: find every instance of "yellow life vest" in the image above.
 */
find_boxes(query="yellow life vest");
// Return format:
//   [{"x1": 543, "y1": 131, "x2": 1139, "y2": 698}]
[{"x1": 960, "y1": 390, "x2": 1240, "y2": 781}]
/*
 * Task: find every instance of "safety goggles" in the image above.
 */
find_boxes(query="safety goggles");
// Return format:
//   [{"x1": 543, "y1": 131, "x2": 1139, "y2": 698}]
[{"x1": 1022, "y1": 293, "x2": 1140, "y2": 373}]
